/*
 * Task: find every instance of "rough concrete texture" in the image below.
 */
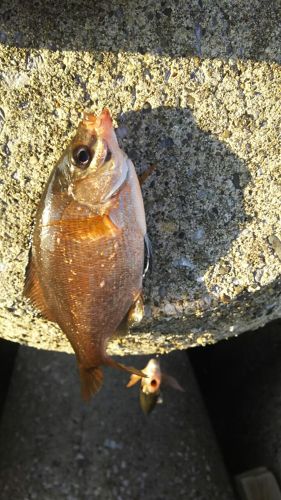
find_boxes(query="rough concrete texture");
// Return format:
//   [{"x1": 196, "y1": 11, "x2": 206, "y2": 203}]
[
  {"x1": 0, "y1": 349, "x2": 235, "y2": 500},
  {"x1": 0, "y1": 0, "x2": 280, "y2": 354}
]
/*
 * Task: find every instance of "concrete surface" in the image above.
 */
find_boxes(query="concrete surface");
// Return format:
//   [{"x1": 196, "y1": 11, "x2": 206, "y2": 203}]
[
  {"x1": 0, "y1": 349, "x2": 235, "y2": 500},
  {"x1": 0, "y1": 0, "x2": 281, "y2": 354}
]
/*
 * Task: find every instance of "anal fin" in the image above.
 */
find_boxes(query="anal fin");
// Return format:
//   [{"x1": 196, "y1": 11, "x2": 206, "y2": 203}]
[{"x1": 23, "y1": 248, "x2": 54, "y2": 322}]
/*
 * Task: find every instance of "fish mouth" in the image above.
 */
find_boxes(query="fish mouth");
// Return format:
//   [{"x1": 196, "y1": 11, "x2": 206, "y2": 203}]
[
  {"x1": 82, "y1": 109, "x2": 128, "y2": 200},
  {"x1": 70, "y1": 108, "x2": 126, "y2": 200},
  {"x1": 82, "y1": 108, "x2": 113, "y2": 136},
  {"x1": 81, "y1": 109, "x2": 122, "y2": 165},
  {"x1": 70, "y1": 110, "x2": 114, "y2": 177},
  {"x1": 81, "y1": 108, "x2": 118, "y2": 170}
]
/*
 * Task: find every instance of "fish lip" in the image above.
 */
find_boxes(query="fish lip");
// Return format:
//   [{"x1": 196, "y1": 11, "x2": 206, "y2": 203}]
[{"x1": 82, "y1": 108, "x2": 113, "y2": 134}]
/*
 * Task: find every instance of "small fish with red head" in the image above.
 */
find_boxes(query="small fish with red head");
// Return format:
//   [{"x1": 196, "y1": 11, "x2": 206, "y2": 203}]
[
  {"x1": 24, "y1": 109, "x2": 150, "y2": 399},
  {"x1": 127, "y1": 358, "x2": 184, "y2": 414}
]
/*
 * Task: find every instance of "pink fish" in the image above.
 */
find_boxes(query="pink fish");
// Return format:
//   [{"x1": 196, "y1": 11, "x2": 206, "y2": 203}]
[{"x1": 24, "y1": 109, "x2": 150, "y2": 399}]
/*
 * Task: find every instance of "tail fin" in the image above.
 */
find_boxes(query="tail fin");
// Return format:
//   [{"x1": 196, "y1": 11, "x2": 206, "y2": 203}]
[
  {"x1": 79, "y1": 364, "x2": 104, "y2": 401},
  {"x1": 105, "y1": 357, "x2": 147, "y2": 379},
  {"x1": 78, "y1": 358, "x2": 146, "y2": 400}
]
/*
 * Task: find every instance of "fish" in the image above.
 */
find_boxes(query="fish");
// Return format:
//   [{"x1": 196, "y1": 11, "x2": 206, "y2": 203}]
[
  {"x1": 24, "y1": 109, "x2": 149, "y2": 400},
  {"x1": 127, "y1": 358, "x2": 184, "y2": 414}
]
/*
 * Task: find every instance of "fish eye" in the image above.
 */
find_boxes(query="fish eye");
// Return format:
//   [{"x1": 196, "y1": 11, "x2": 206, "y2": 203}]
[
  {"x1": 150, "y1": 379, "x2": 157, "y2": 387},
  {"x1": 72, "y1": 145, "x2": 92, "y2": 169},
  {"x1": 104, "y1": 149, "x2": 112, "y2": 163}
]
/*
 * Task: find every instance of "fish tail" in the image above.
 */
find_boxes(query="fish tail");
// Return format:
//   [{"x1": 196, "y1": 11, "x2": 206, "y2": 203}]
[
  {"x1": 105, "y1": 357, "x2": 147, "y2": 379},
  {"x1": 78, "y1": 364, "x2": 104, "y2": 401}
]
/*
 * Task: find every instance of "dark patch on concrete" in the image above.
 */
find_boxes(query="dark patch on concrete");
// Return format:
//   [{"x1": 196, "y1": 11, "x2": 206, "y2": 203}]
[{"x1": 0, "y1": 0, "x2": 280, "y2": 62}]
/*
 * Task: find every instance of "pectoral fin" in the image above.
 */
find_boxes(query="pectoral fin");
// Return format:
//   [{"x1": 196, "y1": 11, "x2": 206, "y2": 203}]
[{"x1": 40, "y1": 214, "x2": 120, "y2": 240}]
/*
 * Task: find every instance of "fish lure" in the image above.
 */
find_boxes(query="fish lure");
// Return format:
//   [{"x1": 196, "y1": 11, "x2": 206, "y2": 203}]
[
  {"x1": 24, "y1": 109, "x2": 150, "y2": 399},
  {"x1": 127, "y1": 358, "x2": 184, "y2": 414}
]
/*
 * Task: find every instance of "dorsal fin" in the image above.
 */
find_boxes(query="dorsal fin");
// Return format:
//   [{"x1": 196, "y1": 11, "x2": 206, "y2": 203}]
[{"x1": 23, "y1": 248, "x2": 55, "y2": 322}]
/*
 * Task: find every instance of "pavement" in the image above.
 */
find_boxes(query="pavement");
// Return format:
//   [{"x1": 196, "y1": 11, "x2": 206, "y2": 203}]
[{"x1": 0, "y1": 349, "x2": 235, "y2": 500}]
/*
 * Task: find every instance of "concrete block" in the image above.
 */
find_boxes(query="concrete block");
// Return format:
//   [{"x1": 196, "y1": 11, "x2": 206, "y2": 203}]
[{"x1": 0, "y1": 0, "x2": 280, "y2": 354}]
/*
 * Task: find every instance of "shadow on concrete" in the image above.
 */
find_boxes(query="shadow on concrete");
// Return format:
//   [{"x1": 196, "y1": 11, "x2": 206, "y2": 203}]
[
  {"x1": 0, "y1": 0, "x2": 280, "y2": 62},
  {"x1": 116, "y1": 105, "x2": 251, "y2": 327},
  {"x1": 116, "y1": 106, "x2": 281, "y2": 341},
  {"x1": 119, "y1": 104, "x2": 249, "y2": 267}
]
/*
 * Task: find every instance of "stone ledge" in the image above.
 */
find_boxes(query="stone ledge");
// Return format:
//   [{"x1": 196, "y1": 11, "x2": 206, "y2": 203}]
[{"x1": 0, "y1": 0, "x2": 280, "y2": 354}]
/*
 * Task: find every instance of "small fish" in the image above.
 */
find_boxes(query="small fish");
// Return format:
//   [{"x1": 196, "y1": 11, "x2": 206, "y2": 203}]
[
  {"x1": 127, "y1": 358, "x2": 184, "y2": 414},
  {"x1": 24, "y1": 109, "x2": 149, "y2": 399}
]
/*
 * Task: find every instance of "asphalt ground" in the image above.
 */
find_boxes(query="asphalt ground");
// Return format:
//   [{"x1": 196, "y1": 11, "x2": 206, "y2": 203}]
[{"x1": 0, "y1": 349, "x2": 234, "y2": 500}]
